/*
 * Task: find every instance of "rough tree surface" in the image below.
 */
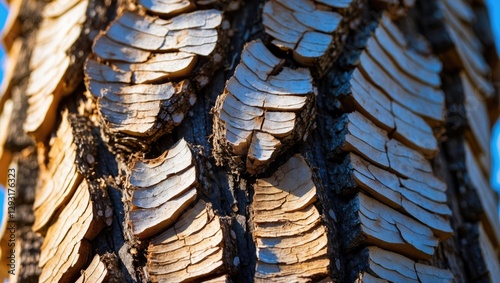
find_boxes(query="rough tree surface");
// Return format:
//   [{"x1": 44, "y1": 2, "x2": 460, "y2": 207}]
[{"x1": 0, "y1": 0, "x2": 499, "y2": 282}]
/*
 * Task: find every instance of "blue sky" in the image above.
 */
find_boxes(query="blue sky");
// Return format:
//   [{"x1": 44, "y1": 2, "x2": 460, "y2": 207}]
[
  {"x1": 0, "y1": 2, "x2": 7, "y2": 233},
  {"x1": 486, "y1": 0, "x2": 500, "y2": 56},
  {"x1": 0, "y1": 1, "x2": 6, "y2": 83},
  {"x1": 0, "y1": 2, "x2": 8, "y2": 238}
]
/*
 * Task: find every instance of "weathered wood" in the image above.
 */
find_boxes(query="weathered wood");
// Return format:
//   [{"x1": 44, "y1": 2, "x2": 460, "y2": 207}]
[
  {"x1": 348, "y1": 69, "x2": 394, "y2": 131},
  {"x1": 316, "y1": 277, "x2": 334, "y2": 283},
  {"x1": 93, "y1": 52, "x2": 198, "y2": 83},
  {"x1": 92, "y1": 9, "x2": 222, "y2": 60},
  {"x1": 349, "y1": 14, "x2": 445, "y2": 128},
  {"x1": 465, "y1": 142, "x2": 500, "y2": 247},
  {"x1": 139, "y1": 0, "x2": 231, "y2": 16},
  {"x1": 330, "y1": 112, "x2": 445, "y2": 195},
  {"x1": 139, "y1": 0, "x2": 195, "y2": 16},
  {"x1": 365, "y1": 31, "x2": 443, "y2": 102},
  {"x1": 38, "y1": 180, "x2": 95, "y2": 268},
  {"x1": 330, "y1": 111, "x2": 389, "y2": 168},
  {"x1": 343, "y1": 193, "x2": 440, "y2": 259},
  {"x1": 441, "y1": 3, "x2": 482, "y2": 58},
  {"x1": 462, "y1": 72, "x2": 491, "y2": 174},
  {"x1": 38, "y1": 180, "x2": 105, "y2": 283},
  {"x1": 85, "y1": 9, "x2": 224, "y2": 149},
  {"x1": 147, "y1": 200, "x2": 232, "y2": 283},
  {"x1": 344, "y1": 69, "x2": 439, "y2": 158},
  {"x1": 347, "y1": 246, "x2": 453, "y2": 282},
  {"x1": 262, "y1": 0, "x2": 353, "y2": 75},
  {"x1": 380, "y1": 14, "x2": 443, "y2": 73},
  {"x1": 441, "y1": 0, "x2": 474, "y2": 23},
  {"x1": 415, "y1": 263, "x2": 455, "y2": 283},
  {"x1": 42, "y1": 0, "x2": 81, "y2": 18},
  {"x1": 252, "y1": 155, "x2": 329, "y2": 282},
  {"x1": 360, "y1": 35, "x2": 445, "y2": 125},
  {"x1": 0, "y1": 100, "x2": 13, "y2": 186},
  {"x1": 391, "y1": 103, "x2": 439, "y2": 158},
  {"x1": 87, "y1": 78, "x2": 194, "y2": 140},
  {"x1": 386, "y1": 138, "x2": 438, "y2": 182},
  {"x1": 336, "y1": 153, "x2": 452, "y2": 238},
  {"x1": 127, "y1": 139, "x2": 198, "y2": 239},
  {"x1": 75, "y1": 253, "x2": 124, "y2": 283},
  {"x1": 375, "y1": 15, "x2": 441, "y2": 87},
  {"x1": 212, "y1": 40, "x2": 316, "y2": 174},
  {"x1": 105, "y1": 11, "x2": 219, "y2": 54},
  {"x1": 255, "y1": 260, "x2": 331, "y2": 283},
  {"x1": 358, "y1": 52, "x2": 444, "y2": 123},
  {"x1": 440, "y1": 0, "x2": 495, "y2": 98},
  {"x1": 32, "y1": 110, "x2": 83, "y2": 233},
  {"x1": 75, "y1": 255, "x2": 108, "y2": 283},
  {"x1": 23, "y1": 0, "x2": 88, "y2": 140},
  {"x1": 202, "y1": 275, "x2": 232, "y2": 283}
]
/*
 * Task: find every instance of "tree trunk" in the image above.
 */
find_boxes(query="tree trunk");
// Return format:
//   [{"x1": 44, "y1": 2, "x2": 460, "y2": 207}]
[{"x1": 0, "y1": 0, "x2": 499, "y2": 282}]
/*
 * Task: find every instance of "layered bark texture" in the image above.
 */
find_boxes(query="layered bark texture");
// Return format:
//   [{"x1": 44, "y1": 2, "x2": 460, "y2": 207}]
[
  {"x1": 38, "y1": 181, "x2": 104, "y2": 283},
  {"x1": 146, "y1": 200, "x2": 234, "y2": 282},
  {"x1": 212, "y1": 40, "x2": 316, "y2": 174},
  {"x1": 252, "y1": 155, "x2": 330, "y2": 282},
  {"x1": 75, "y1": 253, "x2": 123, "y2": 283},
  {"x1": 0, "y1": 0, "x2": 499, "y2": 282},
  {"x1": 85, "y1": 7, "x2": 226, "y2": 150},
  {"x1": 417, "y1": 0, "x2": 500, "y2": 280},
  {"x1": 262, "y1": 0, "x2": 363, "y2": 76},
  {"x1": 348, "y1": 246, "x2": 453, "y2": 282},
  {"x1": 23, "y1": 0, "x2": 110, "y2": 140},
  {"x1": 32, "y1": 111, "x2": 83, "y2": 232},
  {"x1": 126, "y1": 139, "x2": 198, "y2": 239}
]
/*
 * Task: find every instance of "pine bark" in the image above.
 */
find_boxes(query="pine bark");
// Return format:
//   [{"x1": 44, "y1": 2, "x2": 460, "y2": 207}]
[{"x1": 0, "y1": 0, "x2": 499, "y2": 282}]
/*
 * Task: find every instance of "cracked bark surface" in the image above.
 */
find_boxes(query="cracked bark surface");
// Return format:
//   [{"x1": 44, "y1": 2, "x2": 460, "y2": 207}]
[
  {"x1": 0, "y1": 0, "x2": 499, "y2": 282},
  {"x1": 126, "y1": 139, "x2": 198, "y2": 239},
  {"x1": 85, "y1": 8, "x2": 226, "y2": 150},
  {"x1": 252, "y1": 155, "x2": 330, "y2": 282},
  {"x1": 212, "y1": 40, "x2": 316, "y2": 174}
]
